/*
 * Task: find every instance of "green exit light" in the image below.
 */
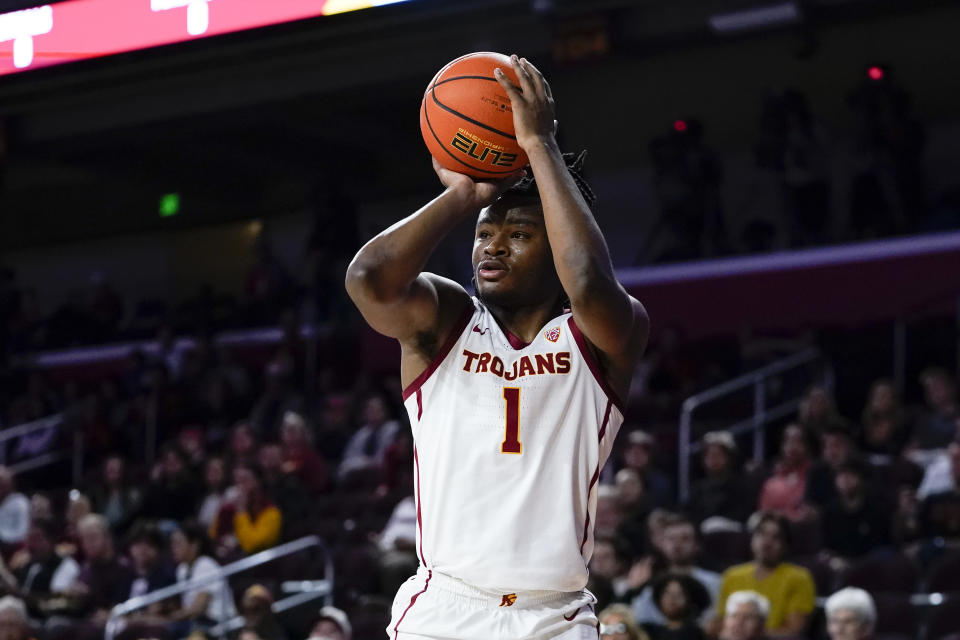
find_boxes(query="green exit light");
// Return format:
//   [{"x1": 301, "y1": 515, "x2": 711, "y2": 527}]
[{"x1": 159, "y1": 193, "x2": 180, "y2": 217}]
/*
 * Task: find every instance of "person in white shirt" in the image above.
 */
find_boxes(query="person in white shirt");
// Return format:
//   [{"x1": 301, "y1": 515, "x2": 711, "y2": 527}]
[
  {"x1": 169, "y1": 521, "x2": 237, "y2": 632},
  {"x1": 338, "y1": 394, "x2": 401, "y2": 478},
  {"x1": 0, "y1": 468, "x2": 30, "y2": 548},
  {"x1": 632, "y1": 514, "x2": 721, "y2": 626},
  {"x1": 916, "y1": 437, "x2": 960, "y2": 501}
]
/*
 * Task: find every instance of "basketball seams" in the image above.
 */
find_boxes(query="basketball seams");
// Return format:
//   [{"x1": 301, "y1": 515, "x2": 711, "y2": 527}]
[
  {"x1": 429, "y1": 88, "x2": 517, "y2": 141},
  {"x1": 422, "y1": 97, "x2": 517, "y2": 177}
]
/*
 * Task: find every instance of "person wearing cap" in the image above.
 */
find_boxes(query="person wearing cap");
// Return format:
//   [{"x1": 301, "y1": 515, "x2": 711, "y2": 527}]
[
  {"x1": 685, "y1": 431, "x2": 754, "y2": 526},
  {"x1": 308, "y1": 606, "x2": 351, "y2": 640},
  {"x1": 622, "y1": 430, "x2": 674, "y2": 508},
  {"x1": 239, "y1": 584, "x2": 287, "y2": 640}
]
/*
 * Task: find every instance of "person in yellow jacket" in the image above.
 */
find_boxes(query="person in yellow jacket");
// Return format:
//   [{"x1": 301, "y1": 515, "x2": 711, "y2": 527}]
[{"x1": 231, "y1": 463, "x2": 282, "y2": 555}]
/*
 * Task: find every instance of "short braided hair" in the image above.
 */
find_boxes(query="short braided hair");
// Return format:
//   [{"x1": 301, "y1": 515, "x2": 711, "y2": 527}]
[{"x1": 504, "y1": 150, "x2": 597, "y2": 209}]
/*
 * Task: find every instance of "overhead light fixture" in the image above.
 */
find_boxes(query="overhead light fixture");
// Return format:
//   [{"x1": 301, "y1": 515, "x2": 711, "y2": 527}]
[{"x1": 708, "y1": 1, "x2": 801, "y2": 34}]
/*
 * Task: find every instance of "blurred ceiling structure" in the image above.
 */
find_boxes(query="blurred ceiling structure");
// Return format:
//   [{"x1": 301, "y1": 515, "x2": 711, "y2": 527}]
[{"x1": 0, "y1": 0, "x2": 953, "y2": 248}]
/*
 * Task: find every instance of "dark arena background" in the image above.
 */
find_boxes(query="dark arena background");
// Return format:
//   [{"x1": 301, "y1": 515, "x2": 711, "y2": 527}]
[{"x1": 1, "y1": 0, "x2": 959, "y2": 639}]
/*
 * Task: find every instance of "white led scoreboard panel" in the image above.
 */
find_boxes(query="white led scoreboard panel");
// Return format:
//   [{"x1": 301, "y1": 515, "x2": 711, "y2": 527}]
[{"x1": 0, "y1": 0, "x2": 413, "y2": 77}]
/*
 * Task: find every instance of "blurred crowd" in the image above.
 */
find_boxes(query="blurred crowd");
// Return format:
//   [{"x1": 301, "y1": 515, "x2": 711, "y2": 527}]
[{"x1": 643, "y1": 65, "x2": 959, "y2": 263}]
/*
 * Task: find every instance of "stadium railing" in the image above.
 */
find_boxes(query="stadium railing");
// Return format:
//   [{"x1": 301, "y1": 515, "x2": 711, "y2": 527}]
[
  {"x1": 677, "y1": 347, "x2": 834, "y2": 502},
  {"x1": 0, "y1": 412, "x2": 83, "y2": 484},
  {"x1": 104, "y1": 535, "x2": 334, "y2": 640}
]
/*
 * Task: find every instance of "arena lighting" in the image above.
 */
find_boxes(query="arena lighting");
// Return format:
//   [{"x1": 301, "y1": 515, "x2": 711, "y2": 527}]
[
  {"x1": 0, "y1": 0, "x2": 414, "y2": 77},
  {"x1": 708, "y1": 1, "x2": 800, "y2": 34}
]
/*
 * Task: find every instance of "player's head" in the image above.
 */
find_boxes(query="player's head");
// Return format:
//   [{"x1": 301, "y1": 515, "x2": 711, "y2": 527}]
[{"x1": 472, "y1": 151, "x2": 594, "y2": 311}]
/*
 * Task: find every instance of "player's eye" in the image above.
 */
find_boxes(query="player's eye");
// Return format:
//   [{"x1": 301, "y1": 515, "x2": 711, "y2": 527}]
[
  {"x1": 478, "y1": 231, "x2": 491, "y2": 239},
  {"x1": 512, "y1": 232, "x2": 529, "y2": 239}
]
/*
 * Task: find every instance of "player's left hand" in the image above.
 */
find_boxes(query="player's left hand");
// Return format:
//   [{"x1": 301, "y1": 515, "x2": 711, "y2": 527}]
[{"x1": 494, "y1": 54, "x2": 558, "y2": 151}]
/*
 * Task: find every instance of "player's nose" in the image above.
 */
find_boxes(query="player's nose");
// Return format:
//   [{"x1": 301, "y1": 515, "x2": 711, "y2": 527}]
[{"x1": 483, "y1": 231, "x2": 509, "y2": 256}]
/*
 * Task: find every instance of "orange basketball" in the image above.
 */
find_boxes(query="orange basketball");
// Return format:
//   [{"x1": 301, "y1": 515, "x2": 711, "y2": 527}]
[{"x1": 420, "y1": 52, "x2": 528, "y2": 178}]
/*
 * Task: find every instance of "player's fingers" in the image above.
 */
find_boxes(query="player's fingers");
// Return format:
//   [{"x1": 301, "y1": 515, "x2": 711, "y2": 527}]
[
  {"x1": 493, "y1": 68, "x2": 524, "y2": 103},
  {"x1": 510, "y1": 54, "x2": 536, "y2": 101},
  {"x1": 519, "y1": 57, "x2": 547, "y2": 102}
]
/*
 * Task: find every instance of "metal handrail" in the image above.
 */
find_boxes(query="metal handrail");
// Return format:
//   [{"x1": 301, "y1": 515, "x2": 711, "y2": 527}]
[
  {"x1": 105, "y1": 535, "x2": 333, "y2": 640},
  {"x1": 0, "y1": 413, "x2": 84, "y2": 484},
  {"x1": 678, "y1": 347, "x2": 833, "y2": 502}
]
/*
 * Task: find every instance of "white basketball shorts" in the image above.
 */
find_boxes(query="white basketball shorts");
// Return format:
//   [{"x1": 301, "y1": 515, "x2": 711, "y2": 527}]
[{"x1": 387, "y1": 568, "x2": 599, "y2": 640}]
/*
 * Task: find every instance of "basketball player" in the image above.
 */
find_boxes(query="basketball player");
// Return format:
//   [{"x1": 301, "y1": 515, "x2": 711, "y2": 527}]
[{"x1": 346, "y1": 55, "x2": 649, "y2": 639}]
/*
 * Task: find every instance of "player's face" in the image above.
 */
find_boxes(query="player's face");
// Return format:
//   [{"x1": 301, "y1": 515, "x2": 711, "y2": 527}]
[{"x1": 473, "y1": 199, "x2": 561, "y2": 311}]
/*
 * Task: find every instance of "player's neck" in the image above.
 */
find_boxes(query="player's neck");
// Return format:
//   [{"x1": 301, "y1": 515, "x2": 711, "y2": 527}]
[{"x1": 485, "y1": 300, "x2": 565, "y2": 345}]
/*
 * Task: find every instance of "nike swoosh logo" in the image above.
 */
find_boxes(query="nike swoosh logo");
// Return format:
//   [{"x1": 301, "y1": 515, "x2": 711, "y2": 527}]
[
  {"x1": 473, "y1": 325, "x2": 489, "y2": 335},
  {"x1": 563, "y1": 606, "x2": 582, "y2": 621}
]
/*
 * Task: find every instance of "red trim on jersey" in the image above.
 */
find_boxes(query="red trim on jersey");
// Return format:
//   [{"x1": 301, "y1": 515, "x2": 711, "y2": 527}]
[
  {"x1": 564, "y1": 606, "x2": 582, "y2": 621},
  {"x1": 567, "y1": 317, "x2": 625, "y2": 414},
  {"x1": 502, "y1": 326, "x2": 531, "y2": 350},
  {"x1": 580, "y1": 400, "x2": 612, "y2": 555},
  {"x1": 392, "y1": 569, "x2": 431, "y2": 639},
  {"x1": 414, "y1": 447, "x2": 426, "y2": 566},
  {"x1": 401, "y1": 302, "x2": 474, "y2": 401},
  {"x1": 416, "y1": 389, "x2": 423, "y2": 421}
]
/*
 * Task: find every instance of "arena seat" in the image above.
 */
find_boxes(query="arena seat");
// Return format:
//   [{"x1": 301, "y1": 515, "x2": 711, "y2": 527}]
[
  {"x1": 924, "y1": 551, "x2": 960, "y2": 592},
  {"x1": 926, "y1": 596, "x2": 960, "y2": 640},
  {"x1": 870, "y1": 592, "x2": 918, "y2": 637},
  {"x1": 841, "y1": 551, "x2": 919, "y2": 593}
]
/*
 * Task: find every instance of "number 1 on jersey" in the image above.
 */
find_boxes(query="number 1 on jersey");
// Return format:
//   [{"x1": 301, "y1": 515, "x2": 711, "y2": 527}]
[{"x1": 501, "y1": 387, "x2": 522, "y2": 454}]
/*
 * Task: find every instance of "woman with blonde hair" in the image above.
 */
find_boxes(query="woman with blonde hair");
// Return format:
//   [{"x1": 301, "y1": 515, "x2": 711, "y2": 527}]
[{"x1": 599, "y1": 603, "x2": 650, "y2": 640}]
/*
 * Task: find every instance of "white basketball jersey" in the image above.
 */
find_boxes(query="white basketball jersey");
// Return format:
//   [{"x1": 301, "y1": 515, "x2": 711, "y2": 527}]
[{"x1": 401, "y1": 298, "x2": 625, "y2": 592}]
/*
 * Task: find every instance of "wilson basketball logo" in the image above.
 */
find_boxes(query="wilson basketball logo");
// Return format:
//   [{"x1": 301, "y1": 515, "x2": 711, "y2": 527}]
[
  {"x1": 544, "y1": 327, "x2": 561, "y2": 343},
  {"x1": 451, "y1": 131, "x2": 519, "y2": 168}
]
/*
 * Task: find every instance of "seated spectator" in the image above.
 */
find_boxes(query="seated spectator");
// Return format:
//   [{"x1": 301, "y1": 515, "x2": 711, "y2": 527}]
[
  {"x1": 375, "y1": 496, "x2": 417, "y2": 597},
  {"x1": 859, "y1": 378, "x2": 907, "y2": 457},
  {"x1": 238, "y1": 584, "x2": 287, "y2": 640},
  {"x1": 824, "y1": 587, "x2": 875, "y2": 640},
  {"x1": 168, "y1": 522, "x2": 236, "y2": 633},
  {"x1": 714, "y1": 512, "x2": 815, "y2": 637},
  {"x1": 28, "y1": 493, "x2": 53, "y2": 525},
  {"x1": 2, "y1": 520, "x2": 79, "y2": 616},
  {"x1": 797, "y1": 386, "x2": 841, "y2": 437},
  {"x1": 0, "y1": 596, "x2": 31, "y2": 640},
  {"x1": 633, "y1": 514, "x2": 720, "y2": 626},
  {"x1": 590, "y1": 536, "x2": 634, "y2": 599},
  {"x1": 0, "y1": 467, "x2": 30, "y2": 551},
  {"x1": 910, "y1": 367, "x2": 959, "y2": 451},
  {"x1": 197, "y1": 457, "x2": 233, "y2": 530},
  {"x1": 641, "y1": 573, "x2": 710, "y2": 640},
  {"x1": 141, "y1": 446, "x2": 200, "y2": 528},
  {"x1": 758, "y1": 424, "x2": 816, "y2": 522},
  {"x1": 89, "y1": 456, "x2": 143, "y2": 532},
  {"x1": 598, "y1": 603, "x2": 651, "y2": 640},
  {"x1": 821, "y1": 459, "x2": 890, "y2": 562},
  {"x1": 211, "y1": 463, "x2": 281, "y2": 557},
  {"x1": 229, "y1": 422, "x2": 259, "y2": 470},
  {"x1": 685, "y1": 431, "x2": 754, "y2": 525},
  {"x1": 126, "y1": 521, "x2": 175, "y2": 601},
  {"x1": 620, "y1": 431, "x2": 673, "y2": 508},
  {"x1": 339, "y1": 394, "x2": 401, "y2": 479},
  {"x1": 68, "y1": 514, "x2": 135, "y2": 620},
  {"x1": 280, "y1": 412, "x2": 328, "y2": 494},
  {"x1": 719, "y1": 591, "x2": 769, "y2": 640},
  {"x1": 805, "y1": 423, "x2": 858, "y2": 509},
  {"x1": 917, "y1": 435, "x2": 960, "y2": 500},
  {"x1": 615, "y1": 468, "x2": 653, "y2": 556},
  {"x1": 308, "y1": 606, "x2": 352, "y2": 640}
]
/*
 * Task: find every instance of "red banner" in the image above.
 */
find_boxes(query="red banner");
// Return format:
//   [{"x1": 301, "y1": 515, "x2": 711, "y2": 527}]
[{"x1": 0, "y1": 0, "x2": 411, "y2": 77}]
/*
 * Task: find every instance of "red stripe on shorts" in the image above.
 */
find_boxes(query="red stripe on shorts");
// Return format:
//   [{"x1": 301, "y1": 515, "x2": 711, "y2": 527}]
[{"x1": 392, "y1": 569, "x2": 432, "y2": 639}]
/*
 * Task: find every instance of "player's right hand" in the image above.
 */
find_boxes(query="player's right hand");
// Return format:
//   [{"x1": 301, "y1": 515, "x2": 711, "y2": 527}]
[{"x1": 432, "y1": 157, "x2": 525, "y2": 211}]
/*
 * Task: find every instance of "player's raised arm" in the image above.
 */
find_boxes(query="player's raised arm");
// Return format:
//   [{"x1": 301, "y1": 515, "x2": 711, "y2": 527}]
[
  {"x1": 344, "y1": 161, "x2": 521, "y2": 357},
  {"x1": 494, "y1": 56, "x2": 649, "y2": 366}
]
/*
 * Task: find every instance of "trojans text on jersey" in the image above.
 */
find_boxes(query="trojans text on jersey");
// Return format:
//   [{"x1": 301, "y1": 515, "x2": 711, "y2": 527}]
[{"x1": 460, "y1": 349, "x2": 572, "y2": 380}]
